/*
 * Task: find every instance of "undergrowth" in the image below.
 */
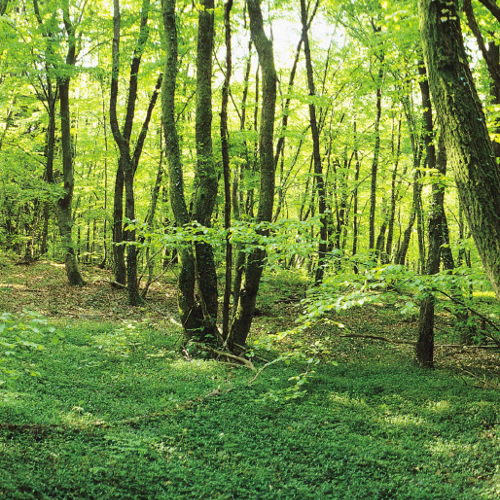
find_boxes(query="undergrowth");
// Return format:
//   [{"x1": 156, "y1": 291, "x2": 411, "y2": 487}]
[
  {"x1": 2, "y1": 262, "x2": 500, "y2": 498},
  {"x1": 2, "y1": 319, "x2": 500, "y2": 499}
]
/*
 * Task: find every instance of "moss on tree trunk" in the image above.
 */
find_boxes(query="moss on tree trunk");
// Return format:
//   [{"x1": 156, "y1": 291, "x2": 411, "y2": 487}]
[{"x1": 419, "y1": 0, "x2": 500, "y2": 302}]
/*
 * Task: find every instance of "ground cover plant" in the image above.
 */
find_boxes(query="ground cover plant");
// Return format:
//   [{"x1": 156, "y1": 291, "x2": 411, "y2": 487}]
[{"x1": 2, "y1": 261, "x2": 500, "y2": 499}]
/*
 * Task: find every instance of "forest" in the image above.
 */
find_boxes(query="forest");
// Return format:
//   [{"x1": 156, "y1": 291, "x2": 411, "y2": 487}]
[{"x1": 3, "y1": 0, "x2": 500, "y2": 498}]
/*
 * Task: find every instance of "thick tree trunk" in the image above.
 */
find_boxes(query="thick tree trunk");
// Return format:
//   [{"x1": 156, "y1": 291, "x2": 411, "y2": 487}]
[
  {"x1": 112, "y1": 167, "x2": 126, "y2": 284},
  {"x1": 191, "y1": 0, "x2": 218, "y2": 332},
  {"x1": 419, "y1": 0, "x2": 500, "y2": 302},
  {"x1": 229, "y1": 0, "x2": 277, "y2": 352}
]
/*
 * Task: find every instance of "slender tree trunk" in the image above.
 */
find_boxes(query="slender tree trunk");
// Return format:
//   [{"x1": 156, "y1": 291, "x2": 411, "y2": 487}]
[
  {"x1": 57, "y1": 79, "x2": 85, "y2": 286},
  {"x1": 229, "y1": 0, "x2": 277, "y2": 352},
  {"x1": 231, "y1": 43, "x2": 252, "y2": 314},
  {"x1": 221, "y1": 0, "x2": 234, "y2": 341},
  {"x1": 395, "y1": 169, "x2": 420, "y2": 266},
  {"x1": 352, "y1": 120, "x2": 360, "y2": 267},
  {"x1": 99, "y1": 83, "x2": 109, "y2": 269},
  {"x1": 416, "y1": 64, "x2": 439, "y2": 367},
  {"x1": 110, "y1": 0, "x2": 155, "y2": 305},
  {"x1": 40, "y1": 97, "x2": 57, "y2": 257},
  {"x1": 420, "y1": 0, "x2": 500, "y2": 302},
  {"x1": 385, "y1": 112, "x2": 402, "y2": 263},
  {"x1": 368, "y1": 64, "x2": 384, "y2": 251},
  {"x1": 300, "y1": 0, "x2": 328, "y2": 285}
]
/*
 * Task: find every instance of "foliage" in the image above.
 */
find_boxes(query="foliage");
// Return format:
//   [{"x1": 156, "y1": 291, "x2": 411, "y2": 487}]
[
  {"x1": 290, "y1": 255, "x2": 495, "y2": 343},
  {"x1": 0, "y1": 311, "x2": 57, "y2": 389},
  {"x1": 3, "y1": 314, "x2": 500, "y2": 499}
]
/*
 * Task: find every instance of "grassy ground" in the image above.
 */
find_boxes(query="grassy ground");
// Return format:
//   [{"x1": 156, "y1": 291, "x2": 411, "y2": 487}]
[{"x1": 2, "y1": 261, "x2": 500, "y2": 499}]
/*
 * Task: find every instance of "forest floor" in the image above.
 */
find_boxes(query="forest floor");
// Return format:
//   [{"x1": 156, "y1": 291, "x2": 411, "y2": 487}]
[{"x1": 2, "y1": 260, "x2": 500, "y2": 499}]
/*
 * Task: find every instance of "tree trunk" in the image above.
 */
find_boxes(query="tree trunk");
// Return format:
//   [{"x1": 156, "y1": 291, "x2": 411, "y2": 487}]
[
  {"x1": 221, "y1": 0, "x2": 234, "y2": 341},
  {"x1": 416, "y1": 64, "x2": 439, "y2": 368},
  {"x1": 300, "y1": 0, "x2": 328, "y2": 285},
  {"x1": 368, "y1": 64, "x2": 383, "y2": 251},
  {"x1": 419, "y1": 0, "x2": 500, "y2": 302},
  {"x1": 352, "y1": 119, "x2": 360, "y2": 269},
  {"x1": 161, "y1": 0, "x2": 219, "y2": 344},
  {"x1": 191, "y1": 0, "x2": 218, "y2": 338},
  {"x1": 57, "y1": 78, "x2": 85, "y2": 286},
  {"x1": 385, "y1": 113, "x2": 402, "y2": 263},
  {"x1": 0, "y1": 0, "x2": 10, "y2": 16},
  {"x1": 229, "y1": 0, "x2": 277, "y2": 352},
  {"x1": 112, "y1": 167, "x2": 126, "y2": 284},
  {"x1": 110, "y1": 0, "x2": 155, "y2": 305}
]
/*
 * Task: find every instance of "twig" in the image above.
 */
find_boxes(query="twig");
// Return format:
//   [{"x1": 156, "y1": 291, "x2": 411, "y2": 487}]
[
  {"x1": 248, "y1": 357, "x2": 282, "y2": 384},
  {"x1": 109, "y1": 281, "x2": 127, "y2": 289},
  {"x1": 457, "y1": 362, "x2": 500, "y2": 390},
  {"x1": 435, "y1": 344, "x2": 500, "y2": 350},
  {"x1": 338, "y1": 333, "x2": 416, "y2": 345},
  {"x1": 439, "y1": 289, "x2": 500, "y2": 342},
  {"x1": 338, "y1": 333, "x2": 500, "y2": 350}
]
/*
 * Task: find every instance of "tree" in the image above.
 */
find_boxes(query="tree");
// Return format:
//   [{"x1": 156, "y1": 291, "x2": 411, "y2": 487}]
[
  {"x1": 110, "y1": 0, "x2": 161, "y2": 305},
  {"x1": 299, "y1": 0, "x2": 328, "y2": 285},
  {"x1": 31, "y1": 0, "x2": 86, "y2": 286},
  {"x1": 228, "y1": 0, "x2": 277, "y2": 352},
  {"x1": 419, "y1": 0, "x2": 500, "y2": 302},
  {"x1": 161, "y1": 0, "x2": 219, "y2": 344}
]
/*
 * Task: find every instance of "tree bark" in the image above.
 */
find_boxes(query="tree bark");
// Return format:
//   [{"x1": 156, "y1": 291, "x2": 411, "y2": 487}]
[
  {"x1": 300, "y1": 0, "x2": 328, "y2": 285},
  {"x1": 161, "y1": 0, "x2": 219, "y2": 344},
  {"x1": 368, "y1": 64, "x2": 383, "y2": 251},
  {"x1": 385, "y1": 113, "x2": 402, "y2": 262},
  {"x1": 229, "y1": 0, "x2": 277, "y2": 352},
  {"x1": 419, "y1": 0, "x2": 500, "y2": 302},
  {"x1": 56, "y1": 5, "x2": 84, "y2": 286},
  {"x1": 0, "y1": 0, "x2": 10, "y2": 16},
  {"x1": 221, "y1": 0, "x2": 234, "y2": 341},
  {"x1": 416, "y1": 63, "x2": 439, "y2": 368},
  {"x1": 110, "y1": 0, "x2": 156, "y2": 305}
]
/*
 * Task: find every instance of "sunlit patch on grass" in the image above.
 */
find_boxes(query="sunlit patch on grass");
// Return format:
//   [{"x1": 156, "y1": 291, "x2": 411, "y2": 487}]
[
  {"x1": 168, "y1": 358, "x2": 221, "y2": 374},
  {"x1": 426, "y1": 437, "x2": 462, "y2": 455},
  {"x1": 382, "y1": 413, "x2": 424, "y2": 427},
  {"x1": 91, "y1": 322, "x2": 146, "y2": 355},
  {"x1": 0, "y1": 284, "x2": 31, "y2": 290},
  {"x1": 425, "y1": 400, "x2": 451, "y2": 413},
  {"x1": 59, "y1": 406, "x2": 102, "y2": 427}
]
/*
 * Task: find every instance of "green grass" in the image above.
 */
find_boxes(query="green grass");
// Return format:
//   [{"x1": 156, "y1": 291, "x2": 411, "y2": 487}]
[{"x1": 3, "y1": 319, "x2": 500, "y2": 499}]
